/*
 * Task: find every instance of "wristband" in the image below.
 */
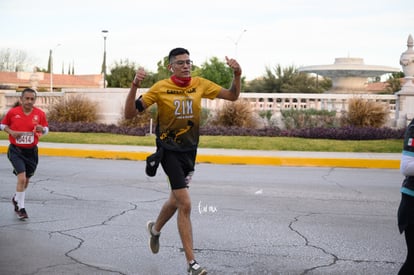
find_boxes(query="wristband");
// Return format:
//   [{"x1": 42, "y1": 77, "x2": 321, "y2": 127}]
[
  {"x1": 234, "y1": 70, "x2": 242, "y2": 76},
  {"x1": 132, "y1": 82, "x2": 139, "y2": 88},
  {"x1": 135, "y1": 96, "x2": 145, "y2": 112}
]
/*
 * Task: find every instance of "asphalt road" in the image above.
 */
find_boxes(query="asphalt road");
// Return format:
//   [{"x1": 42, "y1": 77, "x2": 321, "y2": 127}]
[{"x1": 0, "y1": 155, "x2": 407, "y2": 275}]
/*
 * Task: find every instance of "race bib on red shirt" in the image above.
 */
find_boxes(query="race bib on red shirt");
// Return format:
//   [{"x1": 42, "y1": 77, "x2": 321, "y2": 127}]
[{"x1": 16, "y1": 132, "x2": 34, "y2": 145}]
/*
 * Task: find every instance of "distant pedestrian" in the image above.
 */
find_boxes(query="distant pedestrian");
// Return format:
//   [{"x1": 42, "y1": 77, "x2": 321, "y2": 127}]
[
  {"x1": 398, "y1": 117, "x2": 414, "y2": 274},
  {"x1": 124, "y1": 47, "x2": 241, "y2": 274},
  {"x1": 0, "y1": 88, "x2": 49, "y2": 220}
]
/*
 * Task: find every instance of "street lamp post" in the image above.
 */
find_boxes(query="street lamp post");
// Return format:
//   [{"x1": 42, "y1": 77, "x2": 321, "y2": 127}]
[
  {"x1": 101, "y1": 30, "x2": 109, "y2": 88},
  {"x1": 50, "y1": 44, "x2": 61, "y2": 92},
  {"x1": 228, "y1": 29, "x2": 247, "y2": 58}
]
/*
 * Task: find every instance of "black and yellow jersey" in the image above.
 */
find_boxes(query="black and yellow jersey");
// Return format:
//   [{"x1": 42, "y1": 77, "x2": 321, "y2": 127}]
[{"x1": 141, "y1": 76, "x2": 222, "y2": 151}]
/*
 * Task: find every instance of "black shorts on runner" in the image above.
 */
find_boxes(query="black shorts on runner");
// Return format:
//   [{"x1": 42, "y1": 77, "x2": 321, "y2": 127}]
[
  {"x1": 7, "y1": 144, "x2": 38, "y2": 177},
  {"x1": 398, "y1": 192, "x2": 414, "y2": 234},
  {"x1": 161, "y1": 149, "x2": 196, "y2": 190}
]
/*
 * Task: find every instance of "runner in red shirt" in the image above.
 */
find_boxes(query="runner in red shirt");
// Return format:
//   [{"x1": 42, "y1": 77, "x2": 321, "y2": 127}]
[{"x1": 1, "y1": 88, "x2": 49, "y2": 220}]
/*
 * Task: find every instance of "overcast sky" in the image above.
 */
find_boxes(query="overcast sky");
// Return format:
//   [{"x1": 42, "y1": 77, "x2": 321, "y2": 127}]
[{"x1": 1, "y1": 0, "x2": 413, "y2": 80}]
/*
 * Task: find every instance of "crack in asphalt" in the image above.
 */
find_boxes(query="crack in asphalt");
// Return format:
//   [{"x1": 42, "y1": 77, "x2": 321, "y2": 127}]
[
  {"x1": 289, "y1": 212, "x2": 400, "y2": 274},
  {"x1": 322, "y1": 168, "x2": 362, "y2": 195},
  {"x1": 1, "y1": 166, "x2": 401, "y2": 274},
  {"x1": 57, "y1": 230, "x2": 126, "y2": 275},
  {"x1": 271, "y1": 167, "x2": 402, "y2": 274},
  {"x1": 39, "y1": 201, "x2": 140, "y2": 275},
  {"x1": 289, "y1": 213, "x2": 338, "y2": 274}
]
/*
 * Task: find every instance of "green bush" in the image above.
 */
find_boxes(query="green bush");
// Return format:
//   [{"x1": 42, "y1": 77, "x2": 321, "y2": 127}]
[
  {"x1": 118, "y1": 106, "x2": 209, "y2": 129},
  {"x1": 48, "y1": 95, "x2": 98, "y2": 123},
  {"x1": 281, "y1": 109, "x2": 338, "y2": 129},
  {"x1": 259, "y1": 110, "x2": 273, "y2": 121}
]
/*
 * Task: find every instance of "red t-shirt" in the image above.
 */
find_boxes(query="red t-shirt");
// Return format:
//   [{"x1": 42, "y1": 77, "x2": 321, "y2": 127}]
[{"x1": 1, "y1": 106, "x2": 48, "y2": 148}]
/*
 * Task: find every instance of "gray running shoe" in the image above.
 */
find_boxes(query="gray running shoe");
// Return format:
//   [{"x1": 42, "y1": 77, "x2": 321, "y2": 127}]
[
  {"x1": 146, "y1": 221, "x2": 160, "y2": 254},
  {"x1": 188, "y1": 261, "x2": 207, "y2": 275}
]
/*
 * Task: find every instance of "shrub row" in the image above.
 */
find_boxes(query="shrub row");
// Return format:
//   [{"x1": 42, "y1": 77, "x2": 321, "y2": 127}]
[
  {"x1": 49, "y1": 121, "x2": 147, "y2": 136},
  {"x1": 49, "y1": 122, "x2": 405, "y2": 140},
  {"x1": 281, "y1": 126, "x2": 405, "y2": 140}
]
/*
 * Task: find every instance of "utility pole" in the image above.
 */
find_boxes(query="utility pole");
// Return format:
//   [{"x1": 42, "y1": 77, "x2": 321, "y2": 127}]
[
  {"x1": 101, "y1": 30, "x2": 109, "y2": 88},
  {"x1": 228, "y1": 29, "x2": 247, "y2": 58},
  {"x1": 50, "y1": 43, "x2": 61, "y2": 92}
]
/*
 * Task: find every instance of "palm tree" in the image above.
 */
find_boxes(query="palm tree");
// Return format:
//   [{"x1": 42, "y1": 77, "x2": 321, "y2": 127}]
[{"x1": 386, "y1": 72, "x2": 405, "y2": 94}]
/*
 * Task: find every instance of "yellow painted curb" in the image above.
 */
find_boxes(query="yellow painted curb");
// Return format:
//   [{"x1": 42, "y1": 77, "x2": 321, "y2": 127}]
[
  {"x1": 0, "y1": 145, "x2": 400, "y2": 169},
  {"x1": 40, "y1": 147, "x2": 150, "y2": 161},
  {"x1": 196, "y1": 155, "x2": 400, "y2": 169}
]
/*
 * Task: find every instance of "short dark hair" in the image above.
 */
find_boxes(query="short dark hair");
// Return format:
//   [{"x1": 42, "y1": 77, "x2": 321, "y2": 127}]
[
  {"x1": 168, "y1": 48, "x2": 190, "y2": 63},
  {"x1": 21, "y1": 88, "x2": 37, "y2": 98}
]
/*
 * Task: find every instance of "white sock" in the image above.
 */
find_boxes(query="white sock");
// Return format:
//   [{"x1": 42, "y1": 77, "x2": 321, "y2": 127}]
[
  {"x1": 15, "y1": 192, "x2": 25, "y2": 209},
  {"x1": 151, "y1": 226, "x2": 160, "y2": 236}
]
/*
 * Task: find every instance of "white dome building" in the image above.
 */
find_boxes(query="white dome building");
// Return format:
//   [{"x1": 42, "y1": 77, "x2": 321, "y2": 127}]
[{"x1": 299, "y1": 57, "x2": 400, "y2": 93}]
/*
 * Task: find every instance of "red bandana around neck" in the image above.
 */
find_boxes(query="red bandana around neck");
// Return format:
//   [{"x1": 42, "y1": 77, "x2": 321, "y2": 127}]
[{"x1": 171, "y1": 75, "x2": 192, "y2": 87}]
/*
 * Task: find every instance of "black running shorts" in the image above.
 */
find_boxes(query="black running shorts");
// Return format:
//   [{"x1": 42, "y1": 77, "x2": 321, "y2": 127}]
[
  {"x1": 7, "y1": 144, "x2": 38, "y2": 177},
  {"x1": 161, "y1": 149, "x2": 196, "y2": 190}
]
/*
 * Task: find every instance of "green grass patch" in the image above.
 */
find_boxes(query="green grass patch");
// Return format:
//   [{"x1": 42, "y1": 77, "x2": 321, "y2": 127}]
[
  {"x1": 200, "y1": 136, "x2": 402, "y2": 153},
  {"x1": 0, "y1": 131, "x2": 403, "y2": 153}
]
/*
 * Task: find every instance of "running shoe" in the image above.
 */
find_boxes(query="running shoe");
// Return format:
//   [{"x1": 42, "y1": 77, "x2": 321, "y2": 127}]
[
  {"x1": 12, "y1": 196, "x2": 18, "y2": 212},
  {"x1": 188, "y1": 260, "x2": 207, "y2": 275},
  {"x1": 17, "y1": 208, "x2": 28, "y2": 220},
  {"x1": 146, "y1": 221, "x2": 160, "y2": 253}
]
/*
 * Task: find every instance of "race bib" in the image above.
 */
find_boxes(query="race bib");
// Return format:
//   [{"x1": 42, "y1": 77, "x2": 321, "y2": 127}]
[{"x1": 16, "y1": 132, "x2": 34, "y2": 145}]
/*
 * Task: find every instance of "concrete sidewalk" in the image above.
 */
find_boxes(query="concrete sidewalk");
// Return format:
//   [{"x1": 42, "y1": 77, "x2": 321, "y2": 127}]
[{"x1": 0, "y1": 140, "x2": 402, "y2": 169}]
